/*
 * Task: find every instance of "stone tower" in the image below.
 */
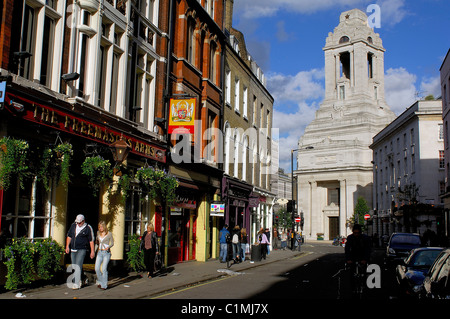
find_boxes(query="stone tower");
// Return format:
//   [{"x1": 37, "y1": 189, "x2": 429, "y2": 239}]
[{"x1": 295, "y1": 9, "x2": 396, "y2": 240}]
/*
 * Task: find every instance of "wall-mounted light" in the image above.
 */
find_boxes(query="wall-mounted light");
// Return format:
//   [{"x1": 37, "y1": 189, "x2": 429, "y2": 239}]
[
  {"x1": 109, "y1": 135, "x2": 131, "y2": 175},
  {"x1": 61, "y1": 72, "x2": 80, "y2": 82}
]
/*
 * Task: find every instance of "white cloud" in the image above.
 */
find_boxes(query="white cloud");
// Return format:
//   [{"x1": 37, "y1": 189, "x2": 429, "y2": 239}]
[
  {"x1": 420, "y1": 76, "x2": 441, "y2": 98},
  {"x1": 234, "y1": 0, "x2": 370, "y2": 19},
  {"x1": 376, "y1": 0, "x2": 409, "y2": 27},
  {"x1": 268, "y1": 69, "x2": 325, "y2": 170},
  {"x1": 384, "y1": 67, "x2": 417, "y2": 114}
]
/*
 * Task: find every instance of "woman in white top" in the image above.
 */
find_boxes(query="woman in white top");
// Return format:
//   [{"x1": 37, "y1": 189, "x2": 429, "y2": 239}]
[{"x1": 95, "y1": 221, "x2": 114, "y2": 290}]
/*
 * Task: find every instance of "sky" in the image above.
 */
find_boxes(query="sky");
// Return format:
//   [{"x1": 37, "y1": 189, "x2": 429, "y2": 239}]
[{"x1": 231, "y1": 0, "x2": 449, "y2": 172}]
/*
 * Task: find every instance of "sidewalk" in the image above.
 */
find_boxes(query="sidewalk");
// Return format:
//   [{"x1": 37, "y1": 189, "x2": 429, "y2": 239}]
[{"x1": 0, "y1": 246, "x2": 308, "y2": 299}]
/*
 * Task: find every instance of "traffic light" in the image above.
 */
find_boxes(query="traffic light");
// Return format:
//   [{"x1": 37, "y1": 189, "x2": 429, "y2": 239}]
[{"x1": 287, "y1": 200, "x2": 295, "y2": 213}]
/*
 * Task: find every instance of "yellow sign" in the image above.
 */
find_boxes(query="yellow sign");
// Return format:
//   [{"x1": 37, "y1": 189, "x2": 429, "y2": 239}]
[{"x1": 168, "y1": 98, "x2": 196, "y2": 134}]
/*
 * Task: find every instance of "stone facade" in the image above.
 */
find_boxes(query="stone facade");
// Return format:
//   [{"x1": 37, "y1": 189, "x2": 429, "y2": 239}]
[{"x1": 295, "y1": 9, "x2": 396, "y2": 240}]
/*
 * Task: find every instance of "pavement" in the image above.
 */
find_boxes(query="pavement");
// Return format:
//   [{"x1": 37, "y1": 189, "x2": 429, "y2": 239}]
[{"x1": 0, "y1": 243, "x2": 315, "y2": 300}]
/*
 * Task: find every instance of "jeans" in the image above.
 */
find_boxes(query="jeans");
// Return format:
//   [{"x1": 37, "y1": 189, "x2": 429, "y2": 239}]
[
  {"x1": 70, "y1": 249, "x2": 86, "y2": 288},
  {"x1": 95, "y1": 250, "x2": 111, "y2": 289},
  {"x1": 240, "y1": 243, "x2": 246, "y2": 261},
  {"x1": 232, "y1": 243, "x2": 241, "y2": 260},
  {"x1": 220, "y1": 243, "x2": 227, "y2": 262}
]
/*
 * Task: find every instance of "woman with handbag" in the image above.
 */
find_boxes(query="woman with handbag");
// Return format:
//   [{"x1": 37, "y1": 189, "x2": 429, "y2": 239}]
[{"x1": 140, "y1": 223, "x2": 159, "y2": 278}]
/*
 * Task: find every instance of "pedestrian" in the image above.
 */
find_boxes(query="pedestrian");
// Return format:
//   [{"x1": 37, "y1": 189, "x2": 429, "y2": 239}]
[
  {"x1": 295, "y1": 232, "x2": 302, "y2": 251},
  {"x1": 281, "y1": 231, "x2": 287, "y2": 250},
  {"x1": 219, "y1": 224, "x2": 230, "y2": 263},
  {"x1": 257, "y1": 228, "x2": 269, "y2": 260},
  {"x1": 273, "y1": 228, "x2": 279, "y2": 250},
  {"x1": 65, "y1": 214, "x2": 95, "y2": 289},
  {"x1": 290, "y1": 229, "x2": 296, "y2": 251},
  {"x1": 95, "y1": 221, "x2": 114, "y2": 290},
  {"x1": 140, "y1": 223, "x2": 159, "y2": 278},
  {"x1": 240, "y1": 228, "x2": 248, "y2": 262},
  {"x1": 265, "y1": 228, "x2": 271, "y2": 255},
  {"x1": 232, "y1": 225, "x2": 241, "y2": 262}
]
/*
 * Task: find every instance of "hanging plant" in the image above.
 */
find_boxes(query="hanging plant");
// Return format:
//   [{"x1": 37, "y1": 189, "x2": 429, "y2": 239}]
[
  {"x1": 0, "y1": 137, "x2": 29, "y2": 190},
  {"x1": 54, "y1": 142, "x2": 73, "y2": 186},
  {"x1": 135, "y1": 166, "x2": 179, "y2": 205},
  {"x1": 117, "y1": 172, "x2": 132, "y2": 202},
  {"x1": 38, "y1": 142, "x2": 73, "y2": 191},
  {"x1": 81, "y1": 156, "x2": 113, "y2": 195}
]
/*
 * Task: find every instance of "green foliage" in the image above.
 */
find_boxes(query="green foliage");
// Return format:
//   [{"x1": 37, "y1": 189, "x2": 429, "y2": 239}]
[
  {"x1": 276, "y1": 207, "x2": 293, "y2": 230},
  {"x1": 351, "y1": 196, "x2": 370, "y2": 229},
  {"x1": 0, "y1": 137, "x2": 29, "y2": 190},
  {"x1": 34, "y1": 238, "x2": 65, "y2": 280},
  {"x1": 81, "y1": 156, "x2": 113, "y2": 195},
  {"x1": 135, "y1": 167, "x2": 179, "y2": 205},
  {"x1": 126, "y1": 234, "x2": 145, "y2": 272},
  {"x1": 38, "y1": 143, "x2": 73, "y2": 191},
  {"x1": 2, "y1": 237, "x2": 64, "y2": 290}
]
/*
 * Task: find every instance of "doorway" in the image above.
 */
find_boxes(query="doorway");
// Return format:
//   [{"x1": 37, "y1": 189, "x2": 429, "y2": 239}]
[{"x1": 329, "y1": 217, "x2": 339, "y2": 240}]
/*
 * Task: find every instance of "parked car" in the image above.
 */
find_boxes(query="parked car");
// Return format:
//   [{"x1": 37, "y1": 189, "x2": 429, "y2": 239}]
[
  {"x1": 395, "y1": 247, "x2": 443, "y2": 297},
  {"x1": 422, "y1": 248, "x2": 450, "y2": 299},
  {"x1": 385, "y1": 233, "x2": 422, "y2": 267}
]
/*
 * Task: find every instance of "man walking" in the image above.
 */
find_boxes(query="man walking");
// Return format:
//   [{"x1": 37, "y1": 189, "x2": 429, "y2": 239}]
[
  {"x1": 66, "y1": 214, "x2": 95, "y2": 289},
  {"x1": 219, "y1": 224, "x2": 230, "y2": 263}
]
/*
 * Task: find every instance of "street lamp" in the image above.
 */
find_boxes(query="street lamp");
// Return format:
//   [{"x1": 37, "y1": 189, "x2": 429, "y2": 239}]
[{"x1": 291, "y1": 146, "x2": 314, "y2": 237}]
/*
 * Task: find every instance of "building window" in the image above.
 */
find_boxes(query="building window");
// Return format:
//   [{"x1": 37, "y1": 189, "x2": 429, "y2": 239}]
[
  {"x1": 234, "y1": 78, "x2": 240, "y2": 113},
  {"x1": 1, "y1": 176, "x2": 52, "y2": 239},
  {"x1": 243, "y1": 87, "x2": 248, "y2": 119},
  {"x1": 40, "y1": 15, "x2": 55, "y2": 87},
  {"x1": 339, "y1": 36, "x2": 349, "y2": 44},
  {"x1": 440, "y1": 150, "x2": 445, "y2": 169},
  {"x1": 19, "y1": 4, "x2": 35, "y2": 80},
  {"x1": 209, "y1": 41, "x2": 217, "y2": 84},
  {"x1": 225, "y1": 69, "x2": 231, "y2": 105},
  {"x1": 439, "y1": 123, "x2": 444, "y2": 140},
  {"x1": 327, "y1": 188, "x2": 339, "y2": 206},
  {"x1": 339, "y1": 85, "x2": 345, "y2": 100},
  {"x1": 187, "y1": 18, "x2": 195, "y2": 65}
]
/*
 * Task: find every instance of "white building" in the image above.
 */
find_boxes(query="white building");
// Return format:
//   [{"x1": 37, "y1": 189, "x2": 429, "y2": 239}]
[
  {"x1": 295, "y1": 9, "x2": 396, "y2": 240},
  {"x1": 370, "y1": 100, "x2": 444, "y2": 237}
]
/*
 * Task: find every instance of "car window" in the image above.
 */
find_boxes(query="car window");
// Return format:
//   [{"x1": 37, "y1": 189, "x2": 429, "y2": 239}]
[
  {"x1": 430, "y1": 253, "x2": 449, "y2": 281},
  {"x1": 390, "y1": 234, "x2": 421, "y2": 245},
  {"x1": 437, "y1": 256, "x2": 450, "y2": 284},
  {"x1": 410, "y1": 250, "x2": 442, "y2": 267}
]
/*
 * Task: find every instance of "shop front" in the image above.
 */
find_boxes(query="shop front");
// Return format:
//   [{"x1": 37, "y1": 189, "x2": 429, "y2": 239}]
[
  {"x1": 0, "y1": 84, "x2": 167, "y2": 267},
  {"x1": 222, "y1": 176, "x2": 253, "y2": 238}
]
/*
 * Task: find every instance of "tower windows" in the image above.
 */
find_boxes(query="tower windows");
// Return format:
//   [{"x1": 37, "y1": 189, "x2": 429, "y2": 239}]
[
  {"x1": 339, "y1": 51, "x2": 350, "y2": 79},
  {"x1": 339, "y1": 36, "x2": 349, "y2": 44},
  {"x1": 368, "y1": 52, "x2": 374, "y2": 78}
]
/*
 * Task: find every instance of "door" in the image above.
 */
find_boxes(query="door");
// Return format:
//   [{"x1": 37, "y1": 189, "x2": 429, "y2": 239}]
[{"x1": 329, "y1": 217, "x2": 339, "y2": 239}]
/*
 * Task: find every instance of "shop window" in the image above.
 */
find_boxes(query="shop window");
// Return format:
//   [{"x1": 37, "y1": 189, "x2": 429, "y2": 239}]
[
  {"x1": 124, "y1": 184, "x2": 149, "y2": 241},
  {"x1": 1, "y1": 176, "x2": 52, "y2": 239}
]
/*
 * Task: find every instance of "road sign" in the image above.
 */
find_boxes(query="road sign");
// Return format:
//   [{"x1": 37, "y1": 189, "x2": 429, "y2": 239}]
[
  {"x1": 295, "y1": 218, "x2": 301, "y2": 223},
  {"x1": 364, "y1": 213, "x2": 370, "y2": 220}
]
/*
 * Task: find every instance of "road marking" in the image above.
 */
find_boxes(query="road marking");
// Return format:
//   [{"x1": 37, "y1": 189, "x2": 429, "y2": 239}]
[
  {"x1": 292, "y1": 252, "x2": 313, "y2": 260},
  {"x1": 150, "y1": 275, "x2": 234, "y2": 299}
]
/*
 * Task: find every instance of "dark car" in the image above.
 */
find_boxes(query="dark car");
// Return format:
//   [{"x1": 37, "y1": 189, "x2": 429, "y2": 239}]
[
  {"x1": 422, "y1": 248, "x2": 450, "y2": 299},
  {"x1": 385, "y1": 233, "x2": 422, "y2": 266},
  {"x1": 395, "y1": 247, "x2": 443, "y2": 297}
]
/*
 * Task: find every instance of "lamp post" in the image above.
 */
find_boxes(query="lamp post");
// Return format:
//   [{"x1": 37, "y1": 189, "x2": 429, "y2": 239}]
[{"x1": 291, "y1": 146, "x2": 314, "y2": 236}]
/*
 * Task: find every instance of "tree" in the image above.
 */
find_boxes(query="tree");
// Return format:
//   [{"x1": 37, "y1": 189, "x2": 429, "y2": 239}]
[
  {"x1": 353, "y1": 196, "x2": 370, "y2": 227},
  {"x1": 276, "y1": 207, "x2": 293, "y2": 230}
]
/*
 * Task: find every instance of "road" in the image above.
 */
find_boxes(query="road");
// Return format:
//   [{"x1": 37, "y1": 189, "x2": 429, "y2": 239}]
[{"x1": 149, "y1": 242, "x2": 398, "y2": 300}]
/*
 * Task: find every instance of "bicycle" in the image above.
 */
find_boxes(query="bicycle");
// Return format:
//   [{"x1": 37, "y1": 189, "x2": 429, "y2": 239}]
[{"x1": 348, "y1": 261, "x2": 367, "y2": 299}]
